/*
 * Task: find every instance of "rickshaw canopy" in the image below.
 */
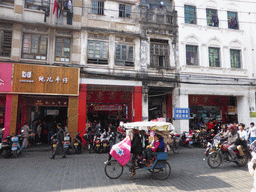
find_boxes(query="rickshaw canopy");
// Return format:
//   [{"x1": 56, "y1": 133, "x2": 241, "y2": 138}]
[{"x1": 123, "y1": 121, "x2": 175, "y2": 132}]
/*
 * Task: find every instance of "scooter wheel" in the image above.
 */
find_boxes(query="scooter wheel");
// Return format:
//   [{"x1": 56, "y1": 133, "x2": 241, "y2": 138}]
[{"x1": 188, "y1": 144, "x2": 193, "y2": 149}]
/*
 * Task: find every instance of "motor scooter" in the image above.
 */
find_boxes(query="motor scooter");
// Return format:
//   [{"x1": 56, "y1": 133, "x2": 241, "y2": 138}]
[
  {"x1": 10, "y1": 132, "x2": 23, "y2": 158},
  {"x1": 0, "y1": 128, "x2": 5, "y2": 155},
  {"x1": 83, "y1": 129, "x2": 94, "y2": 153},
  {"x1": 63, "y1": 133, "x2": 72, "y2": 155},
  {"x1": 73, "y1": 132, "x2": 82, "y2": 154},
  {"x1": 179, "y1": 131, "x2": 193, "y2": 148},
  {"x1": 101, "y1": 131, "x2": 110, "y2": 153}
]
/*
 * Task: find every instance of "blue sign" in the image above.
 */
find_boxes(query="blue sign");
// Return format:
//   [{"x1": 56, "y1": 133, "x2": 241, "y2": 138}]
[{"x1": 174, "y1": 108, "x2": 190, "y2": 120}]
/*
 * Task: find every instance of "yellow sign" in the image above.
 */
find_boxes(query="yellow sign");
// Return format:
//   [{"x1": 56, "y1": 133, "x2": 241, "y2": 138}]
[{"x1": 250, "y1": 112, "x2": 256, "y2": 118}]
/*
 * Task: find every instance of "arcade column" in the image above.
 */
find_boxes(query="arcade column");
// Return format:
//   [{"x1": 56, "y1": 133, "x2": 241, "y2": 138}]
[
  {"x1": 133, "y1": 86, "x2": 142, "y2": 122},
  {"x1": 68, "y1": 96, "x2": 79, "y2": 140},
  {"x1": 4, "y1": 94, "x2": 18, "y2": 138},
  {"x1": 78, "y1": 84, "x2": 87, "y2": 144}
]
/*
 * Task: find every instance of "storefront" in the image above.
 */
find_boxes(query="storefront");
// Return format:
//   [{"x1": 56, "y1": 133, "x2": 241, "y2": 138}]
[
  {"x1": 189, "y1": 95, "x2": 237, "y2": 128},
  {"x1": 8, "y1": 64, "x2": 79, "y2": 139}
]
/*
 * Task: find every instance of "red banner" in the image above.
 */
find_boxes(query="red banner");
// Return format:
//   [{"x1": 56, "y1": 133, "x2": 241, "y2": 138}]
[{"x1": 189, "y1": 95, "x2": 230, "y2": 106}]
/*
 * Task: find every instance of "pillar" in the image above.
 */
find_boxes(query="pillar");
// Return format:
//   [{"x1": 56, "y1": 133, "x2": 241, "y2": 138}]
[
  {"x1": 172, "y1": 88, "x2": 189, "y2": 134},
  {"x1": 133, "y1": 86, "x2": 142, "y2": 122},
  {"x1": 142, "y1": 86, "x2": 148, "y2": 121},
  {"x1": 68, "y1": 96, "x2": 79, "y2": 139},
  {"x1": 167, "y1": 93, "x2": 172, "y2": 120},
  {"x1": 78, "y1": 84, "x2": 87, "y2": 145},
  {"x1": 237, "y1": 95, "x2": 251, "y2": 127},
  {"x1": 4, "y1": 94, "x2": 18, "y2": 138}
]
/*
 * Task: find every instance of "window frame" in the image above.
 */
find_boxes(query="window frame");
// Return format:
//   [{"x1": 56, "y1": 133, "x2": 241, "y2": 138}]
[
  {"x1": 87, "y1": 39, "x2": 109, "y2": 65},
  {"x1": 24, "y1": 0, "x2": 49, "y2": 11},
  {"x1": 186, "y1": 45, "x2": 198, "y2": 66},
  {"x1": 91, "y1": 0, "x2": 104, "y2": 15},
  {"x1": 184, "y1": 5, "x2": 197, "y2": 24},
  {"x1": 150, "y1": 39, "x2": 170, "y2": 69},
  {"x1": 206, "y1": 8, "x2": 218, "y2": 27},
  {"x1": 230, "y1": 49, "x2": 241, "y2": 68},
  {"x1": 0, "y1": 30, "x2": 12, "y2": 57},
  {"x1": 21, "y1": 33, "x2": 48, "y2": 60},
  {"x1": 228, "y1": 11, "x2": 239, "y2": 30},
  {"x1": 119, "y1": 4, "x2": 131, "y2": 18},
  {"x1": 55, "y1": 37, "x2": 71, "y2": 62},
  {"x1": 115, "y1": 43, "x2": 134, "y2": 67},
  {"x1": 208, "y1": 47, "x2": 220, "y2": 67}
]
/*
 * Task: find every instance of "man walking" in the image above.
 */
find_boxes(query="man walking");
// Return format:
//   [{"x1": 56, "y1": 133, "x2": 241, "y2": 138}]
[
  {"x1": 21, "y1": 122, "x2": 31, "y2": 148},
  {"x1": 50, "y1": 123, "x2": 66, "y2": 159},
  {"x1": 249, "y1": 122, "x2": 256, "y2": 144}
]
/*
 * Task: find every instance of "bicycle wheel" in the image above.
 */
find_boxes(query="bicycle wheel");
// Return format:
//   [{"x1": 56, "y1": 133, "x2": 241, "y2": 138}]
[
  {"x1": 153, "y1": 161, "x2": 171, "y2": 180},
  {"x1": 207, "y1": 152, "x2": 221, "y2": 169},
  {"x1": 172, "y1": 141, "x2": 181, "y2": 154},
  {"x1": 104, "y1": 160, "x2": 124, "y2": 179}
]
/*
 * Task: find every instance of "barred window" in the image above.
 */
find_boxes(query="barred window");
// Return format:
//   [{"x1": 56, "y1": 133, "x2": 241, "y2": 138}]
[
  {"x1": 184, "y1": 5, "x2": 196, "y2": 24},
  {"x1": 115, "y1": 44, "x2": 134, "y2": 67},
  {"x1": 119, "y1": 4, "x2": 131, "y2": 18},
  {"x1": 209, "y1": 47, "x2": 220, "y2": 67},
  {"x1": 91, "y1": 1, "x2": 104, "y2": 15},
  {"x1": 186, "y1": 45, "x2": 198, "y2": 65},
  {"x1": 0, "y1": 30, "x2": 12, "y2": 57},
  {"x1": 22, "y1": 34, "x2": 48, "y2": 60},
  {"x1": 87, "y1": 40, "x2": 109, "y2": 65},
  {"x1": 150, "y1": 39, "x2": 169, "y2": 68},
  {"x1": 228, "y1": 11, "x2": 239, "y2": 30},
  {"x1": 55, "y1": 37, "x2": 71, "y2": 62},
  {"x1": 206, "y1": 9, "x2": 218, "y2": 27},
  {"x1": 230, "y1": 49, "x2": 241, "y2": 68},
  {"x1": 25, "y1": 0, "x2": 49, "y2": 11}
]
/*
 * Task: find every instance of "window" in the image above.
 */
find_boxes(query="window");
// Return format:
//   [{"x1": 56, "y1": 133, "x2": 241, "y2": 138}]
[
  {"x1": 150, "y1": 39, "x2": 169, "y2": 68},
  {"x1": 230, "y1": 49, "x2": 241, "y2": 68},
  {"x1": 184, "y1": 5, "x2": 196, "y2": 24},
  {"x1": 91, "y1": 1, "x2": 104, "y2": 15},
  {"x1": 22, "y1": 34, "x2": 48, "y2": 60},
  {"x1": 119, "y1": 4, "x2": 131, "y2": 18},
  {"x1": 186, "y1": 45, "x2": 198, "y2": 65},
  {"x1": 55, "y1": 37, "x2": 71, "y2": 62},
  {"x1": 0, "y1": 0, "x2": 14, "y2": 6},
  {"x1": 209, "y1": 47, "x2": 220, "y2": 67},
  {"x1": 0, "y1": 30, "x2": 12, "y2": 57},
  {"x1": 25, "y1": 0, "x2": 49, "y2": 11},
  {"x1": 228, "y1": 11, "x2": 239, "y2": 29},
  {"x1": 87, "y1": 40, "x2": 109, "y2": 65},
  {"x1": 206, "y1": 9, "x2": 218, "y2": 27},
  {"x1": 115, "y1": 44, "x2": 134, "y2": 67}
]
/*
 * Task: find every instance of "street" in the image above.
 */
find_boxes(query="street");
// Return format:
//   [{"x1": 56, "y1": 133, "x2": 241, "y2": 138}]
[{"x1": 0, "y1": 147, "x2": 253, "y2": 192}]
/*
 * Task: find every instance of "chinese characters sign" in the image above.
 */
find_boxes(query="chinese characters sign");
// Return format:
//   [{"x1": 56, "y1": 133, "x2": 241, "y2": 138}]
[
  {"x1": 0, "y1": 63, "x2": 12, "y2": 93},
  {"x1": 12, "y1": 64, "x2": 79, "y2": 95},
  {"x1": 174, "y1": 108, "x2": 190, "y2": 120}
]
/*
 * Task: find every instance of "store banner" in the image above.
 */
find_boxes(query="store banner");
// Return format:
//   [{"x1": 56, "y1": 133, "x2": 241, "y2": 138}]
[
  {"x1": 12, "y1": 64, "x2": 79, "y2": 95},
  {"x1": 0, "y1": 63, "x2": 12, "y2": 93}
]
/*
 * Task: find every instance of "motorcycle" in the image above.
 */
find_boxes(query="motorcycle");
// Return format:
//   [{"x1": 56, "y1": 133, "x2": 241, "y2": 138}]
[
  {"x1": 0, "y1": 128, "x2": 5, "y2": 155},
  {"x1": 101, "y1": 131, "x2": 110, "y2": 153},
  {"x1": 11, "y1": 134, "x2": 23, "y2": 157},
  {"x1": 63, "y1": 133, "x2": 72, "y2": 155},
  {"x1": 73, "y1": 132, "x2": 82, "y2": 154},
  {"x1": 205, "y1": 136, "x2": 221, "y2": 157},
  {"x1": 179, "y1": 131, "x2": 193, "y2": 148},
  {"x1": 83, "y1": 130, "x2": 94, "y2": 153},
  {"x1": 207, "y1": 129, "x2": 215, "y2": 143},
  {"x1": 166, "y1": 131, "x2": 181, "y2": 154},
  {"x1": 207, "y1": 138, "x2": 249, "y2": 168},
  {"x1": 2, "y1": 134, "x2": 12, "y2": 158},
  {"x1": 51, "y1": 133, "x2": 58, "y2": 154}
]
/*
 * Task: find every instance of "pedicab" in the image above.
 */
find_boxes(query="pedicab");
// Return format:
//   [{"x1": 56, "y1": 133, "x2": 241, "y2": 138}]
[{"x1": 104, "y1": 121, "x2": 174, "y2": 180}]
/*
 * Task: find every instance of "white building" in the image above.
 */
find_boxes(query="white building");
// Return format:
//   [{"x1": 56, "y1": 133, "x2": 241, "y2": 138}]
[{"x1": 174, "y1": 0, "x2": 256, "y2": 133}]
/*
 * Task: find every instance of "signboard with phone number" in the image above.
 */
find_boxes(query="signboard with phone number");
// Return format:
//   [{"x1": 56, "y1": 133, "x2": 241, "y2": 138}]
[{"x1": 174, "y1": 108, "x2": 190, "y2": 120}]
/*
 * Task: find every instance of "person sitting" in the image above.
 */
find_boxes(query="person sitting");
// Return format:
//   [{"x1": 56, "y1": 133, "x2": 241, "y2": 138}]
[
  {"x1": 130, "y1": 129, "x2": 143, "y2": 177},
  {"x1": 141, "y1": 134, "x2": 161, "y2": 167}
]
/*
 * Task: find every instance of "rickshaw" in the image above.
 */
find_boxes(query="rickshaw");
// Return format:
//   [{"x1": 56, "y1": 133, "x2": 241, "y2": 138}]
[{"x1": 104, "y1": 121, "x2": 174, "y2": 180}]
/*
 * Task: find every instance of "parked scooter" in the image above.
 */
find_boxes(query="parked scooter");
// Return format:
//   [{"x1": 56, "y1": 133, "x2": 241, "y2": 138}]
[
  {"x1": 63, "y1": 133, "x2": 72, "y2": 155},
  {"x1": 2, "y1": 134, "x2": 12, "y2": 158},
  {"x1": 51, "y1": 133, "x2": 58, "y2": 154},
  {"x1": 93, "y1": 129, "x2": 102, "y2": 153},
  {"x1": 101, "y1": 131, "x2": 110, "y2": 153},
  {"x1": 179, "y1": 131, "x2": 193, "y2": 148},
  {"x1": 73, "y1": 132, "x2": 82, "y2": 154},
  {"x1": 0, "y1": 128, "x2": 5, "y2": 155},
  {"x1": 83, "y1": 128, "x2": 94, "y2": 153},
  {"x1": 11, "y1": 133, "x2": 23, "y2": 157}
]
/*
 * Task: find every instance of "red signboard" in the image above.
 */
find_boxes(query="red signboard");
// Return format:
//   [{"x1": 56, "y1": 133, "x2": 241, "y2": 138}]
[
  {"x1": 0, "y1": 63, "x2": 12, "y2": 93},
  {"x1": 189, "y1": 95, "x2": 230, "y2": 106}
]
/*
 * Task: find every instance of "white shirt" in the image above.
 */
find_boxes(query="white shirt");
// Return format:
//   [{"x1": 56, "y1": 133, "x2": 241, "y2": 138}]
[
  {"x1": 250, "y1": 126, "x2": 256, "y2": 138},
  {"x1": 238, "y1": 130, "x2": 248, "y2": 141}
]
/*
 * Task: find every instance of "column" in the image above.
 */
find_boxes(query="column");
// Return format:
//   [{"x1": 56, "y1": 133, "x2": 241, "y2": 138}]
[
  {"x1": 237, "y1": 95, "x2": 251, "y2": 127},
  {"x1": 142, "y1": 86, "x2": 148, "y2": 121},
  {"x1": 133, "y1": 86, "x2": 142, "y2": 122},
  {"x1": 78, "y1": 84, "x2": 87, "y2": 145},
  {"x1": 4, "y1": 94, "x2": 18, "y2": 138},
  {"x1": 167, "y1": 93, "x2": 172, "y2": 120},
  {"x1": 68, "y1": 96, "x2": 79, "y2": 139},
  {"x1": 172, "y1": 88, "x2": 189, "y2": 133}
]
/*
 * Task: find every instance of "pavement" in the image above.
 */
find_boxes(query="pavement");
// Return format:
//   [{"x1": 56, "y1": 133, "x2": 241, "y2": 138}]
[{"x1": 0, "y1": 146, "x2": 253, "y2": 192}]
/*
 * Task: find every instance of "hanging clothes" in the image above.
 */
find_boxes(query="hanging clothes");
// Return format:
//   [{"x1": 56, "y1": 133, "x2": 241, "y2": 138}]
[
  {"x1": 44, "y1": 7, "x2": 50, "y2": 22},
  {"x1": 53, "y1": 0, "x2": 59, "y2": 18},
  {"x1": 67, "y1": 11, "x2": 73, "y2": 25},
  {"x1": 211, "y1": 15, "x2": 219, "y2": 27}
]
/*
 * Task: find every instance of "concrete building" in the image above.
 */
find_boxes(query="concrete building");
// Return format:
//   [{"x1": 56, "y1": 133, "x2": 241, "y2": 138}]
[{"x1": 175, "y1": 0, "x2": 256, "y2": 132}]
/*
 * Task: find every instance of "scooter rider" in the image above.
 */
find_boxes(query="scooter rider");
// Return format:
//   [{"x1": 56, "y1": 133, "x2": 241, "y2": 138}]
[
  {"x1": 222, "y1": 125, "x2": 240, "y2": 161},
  {"x1": 50, "y1": 123, "x2": 66, "y2": 159}
]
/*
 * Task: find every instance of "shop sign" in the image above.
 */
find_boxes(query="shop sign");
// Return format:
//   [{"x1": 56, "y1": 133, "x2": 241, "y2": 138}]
[
  {"x1": 12, "y1": 64, "x2": 79, "y2": 95},
  {"x1": 0, "y1": 63, "x2": 12, "y2": 93},
  {"x1": 174, "y1": 108, "x2": 190, "y2": 120},
  {"x1": 250, "y1": 112, "x2": 256, "y2": 118},
  {"x1": 94, "y1": 105, "x2": 122, "y2": 111},
  {"x1": 228, "y1": 106, "x2": 236, "y2": 115}
]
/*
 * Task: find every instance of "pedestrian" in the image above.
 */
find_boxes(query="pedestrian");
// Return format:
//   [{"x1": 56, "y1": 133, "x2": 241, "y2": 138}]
[
  {"x1": 21, "y1": 122, "x2": 31, "y2": 148},
  {"x1": 50, "y1": 123, "x2": 66, "y2": 159},
  {"x1": 249, "y1": 122, "x2": 256, "y2": 144},
  {"x1": 130, "y1": 129, "x2": 142, "y2": 177}
]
